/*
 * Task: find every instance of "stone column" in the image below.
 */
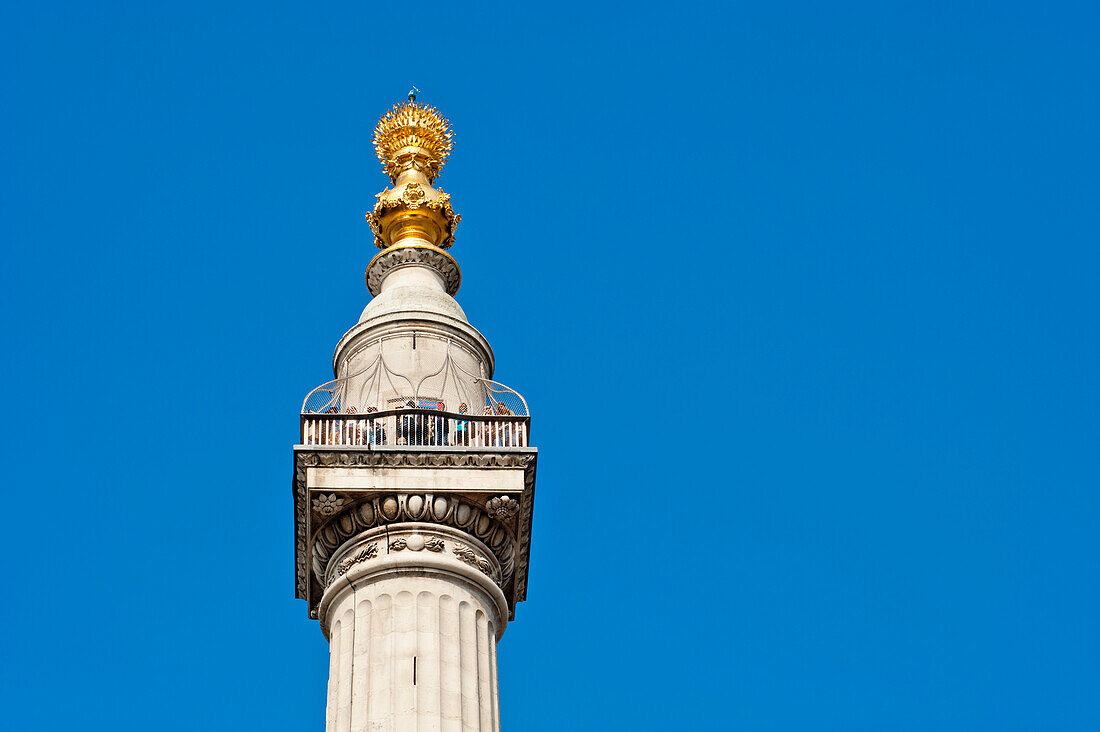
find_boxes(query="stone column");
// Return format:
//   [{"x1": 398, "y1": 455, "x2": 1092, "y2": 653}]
[{"x1": 318, "y1": 524, "x2": 507, "y2": 732}]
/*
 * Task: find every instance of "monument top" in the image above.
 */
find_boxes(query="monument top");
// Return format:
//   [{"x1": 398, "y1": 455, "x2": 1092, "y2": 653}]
[{"x1": 372, "y1": 100, "x2": 454, "y2": 184}]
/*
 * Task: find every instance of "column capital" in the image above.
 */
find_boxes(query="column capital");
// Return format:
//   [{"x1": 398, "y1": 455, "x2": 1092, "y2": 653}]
[
  {"x1": 293, "y1": 447, "x2": 538, "y2": 620},
  {"x1": 318, "y1": 522, "x2": 509, "y2": 639}
]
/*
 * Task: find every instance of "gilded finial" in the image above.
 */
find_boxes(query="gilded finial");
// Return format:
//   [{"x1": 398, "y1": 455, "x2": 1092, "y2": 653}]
[
  {"x1": 365, "y1": 97, "x2": 462, "y2": 293},
  {"x1": 373, "y1": 99, "x2": 454, "y2": 184},
  {"x1": 365, "y1": 98, "x2": 461, "y2": 261}
]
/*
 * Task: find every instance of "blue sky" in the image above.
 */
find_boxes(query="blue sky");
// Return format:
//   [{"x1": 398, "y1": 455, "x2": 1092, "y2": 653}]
[{"x1": 2, "y1": 2, "x2": 1098, "y2": 730}]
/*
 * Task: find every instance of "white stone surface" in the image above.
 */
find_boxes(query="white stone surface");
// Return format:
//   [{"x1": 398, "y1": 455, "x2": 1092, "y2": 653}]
[
  {"x1": 336, "y1": 323, "x2": 491, "y2": 413},
  {"x1": 333, "y1": 254, "x2": 496, "y2": 407},
  {"x1": 307, "y1": 466, "x2": 525, "y2": 493},
  {"x1": 360, "y1": 264, "x2": 466, "y2": 323},
  {"x1": 321, "y1": 525, "x2": 505, "y2": 732}
]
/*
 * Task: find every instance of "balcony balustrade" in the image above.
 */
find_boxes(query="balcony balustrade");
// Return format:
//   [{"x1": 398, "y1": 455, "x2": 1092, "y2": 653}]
[{"x1": 301, "y1": 407, "x2": 529, "y2": 448}]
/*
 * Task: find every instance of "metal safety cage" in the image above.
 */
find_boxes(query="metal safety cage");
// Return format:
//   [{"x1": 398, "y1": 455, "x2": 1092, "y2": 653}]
[
  {"x1": 300, "y1": 333, "x2": 530, "y2": 447},
  {"x1": 302, "y1": 334, "x2": 528, "y2": 417}
]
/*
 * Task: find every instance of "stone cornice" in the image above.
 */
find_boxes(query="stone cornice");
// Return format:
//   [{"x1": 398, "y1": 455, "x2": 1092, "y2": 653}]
[{"x1": 292, "y1": 447, "x2": 537, "y2": 620}]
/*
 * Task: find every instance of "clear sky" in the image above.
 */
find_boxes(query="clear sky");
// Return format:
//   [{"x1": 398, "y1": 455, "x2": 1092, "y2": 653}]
[{"x1": 2, "y1": 2, "x2": 1098, "y2": 730}]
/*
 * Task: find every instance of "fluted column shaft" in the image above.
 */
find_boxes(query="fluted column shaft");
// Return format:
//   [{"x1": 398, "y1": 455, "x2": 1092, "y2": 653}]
[{"x1": 319, "y1": 525, "x2": 506, "y2": 732}]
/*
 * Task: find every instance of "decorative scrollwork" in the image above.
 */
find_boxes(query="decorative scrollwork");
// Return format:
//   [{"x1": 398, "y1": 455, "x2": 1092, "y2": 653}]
[
  {"x1": 403, "y1": 182, "x2": 425, "y2": 204},
  {"x1": 453, "y1": 544, "x2": 494, "y2": 576},
  {"x1": 364, "y1": 187, "x2": 460, "y2": 249},
  {"x1": 299, "y1": 451, "x2": 531, "y2": 470},
  {"x1": 388, "y1": 533, "x2": 445, "y2": 553},
  {"x1": 365, "y1": 245, "x2": 460, "y2": 296},
  {"x1": 335, "y1": 542, "x2": 378, "y2": 578}
]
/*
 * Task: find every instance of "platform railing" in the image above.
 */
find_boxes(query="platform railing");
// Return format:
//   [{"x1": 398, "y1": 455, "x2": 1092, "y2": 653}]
[{"x1": 301, "y1": 408, "x2": 529, "y2": 448}]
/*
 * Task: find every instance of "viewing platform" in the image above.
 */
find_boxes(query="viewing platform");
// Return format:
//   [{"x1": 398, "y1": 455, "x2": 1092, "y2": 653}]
[
  {"x1": 299, "y1": 357, "x2": 531, "y2": 448},
  {"x1": 301, "y1": 407, "x2": 529, "y2": 448}
]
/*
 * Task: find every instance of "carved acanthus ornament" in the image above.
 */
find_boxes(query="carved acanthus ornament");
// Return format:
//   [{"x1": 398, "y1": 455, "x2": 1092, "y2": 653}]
[
  {"x1": 335, "y1": 542, "x2": 378, "y2": 576},
  {"x1": 453, "y1": 543, "x2": 494, "y2": 576}
]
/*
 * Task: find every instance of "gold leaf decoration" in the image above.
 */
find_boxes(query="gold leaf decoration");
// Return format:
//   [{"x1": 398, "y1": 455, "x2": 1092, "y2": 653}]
[{"x1": 373, "y1": 102, "x2": 454, "y2": 181}]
